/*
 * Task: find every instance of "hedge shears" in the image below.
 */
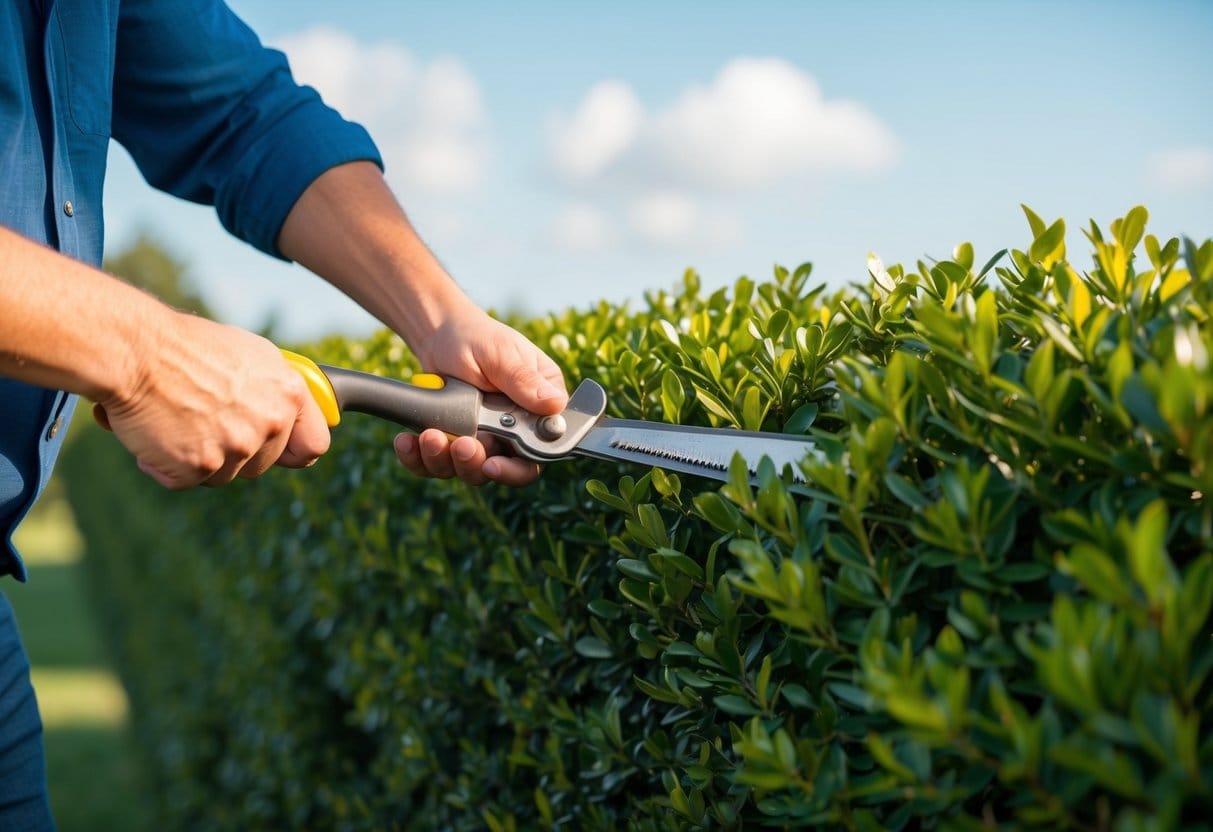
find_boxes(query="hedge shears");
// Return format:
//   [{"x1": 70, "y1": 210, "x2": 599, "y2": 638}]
[{"x1": 282, "y1": 351, "x2": 816, "y2": 484}]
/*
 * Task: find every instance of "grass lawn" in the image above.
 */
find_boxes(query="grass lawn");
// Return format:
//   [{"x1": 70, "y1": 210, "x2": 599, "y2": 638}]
[{"x1": 5, "y1": 485, "x2": 152, "y2": 832}]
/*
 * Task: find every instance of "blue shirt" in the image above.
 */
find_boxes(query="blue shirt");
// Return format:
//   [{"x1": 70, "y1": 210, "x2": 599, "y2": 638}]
[{"x1": 0, "y1": 0, "x2": 383, "y2": 580}]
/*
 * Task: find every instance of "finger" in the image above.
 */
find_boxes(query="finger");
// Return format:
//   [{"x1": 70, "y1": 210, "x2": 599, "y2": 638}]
[
  {"x1": 393, "y1": 432, "x2": 429, "y2": 478},
  {"x1": 417, "y1": 429, "x2": 457, "y2": 479},
  {"x1": 239, "y1": 418, "x2": 294, "y2": 481},
  {"x1": 482, "y1": 455, "x2": 543, "y2": 487},
  {"x1": 448, "y1": 436, "x2": 490, "y2": 486},
  {"x1": 138, "y1": 458, "x2": 192, "y2": 491},
  {"x1": 92, "y1": 402, "x2": 112, "y2": 431},
  {"x1": 278, "y1": 394, "x2": 331, "y2": 469},
  {"x1": 208, "y1": 443, "x2": 262, "y2": 487}
]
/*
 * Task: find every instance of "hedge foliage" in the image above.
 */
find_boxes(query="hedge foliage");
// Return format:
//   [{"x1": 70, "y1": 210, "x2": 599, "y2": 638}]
[{"x1": 63, "y1": 207, "x2": 1213, "y2": 830}]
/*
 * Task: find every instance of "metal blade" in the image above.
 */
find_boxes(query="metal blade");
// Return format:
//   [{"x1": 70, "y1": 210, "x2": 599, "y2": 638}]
[{"x1": 573, "y1": 417, "x2": 819, "y2": 484}]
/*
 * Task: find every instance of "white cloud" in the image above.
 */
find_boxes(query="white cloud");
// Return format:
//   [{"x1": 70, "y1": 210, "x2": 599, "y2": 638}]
[
  {"x1": 548, "y1": 81, "x2": 643, "y2": 183},
  {"x1": 274, "y1": 27, "x2": 487, "y2": 196},
  {"x1": 550, "y1": 202, "x2": 615, "y2": 252},
  {"x1": 415, "y1": 57, "x2": 483, "y2": 130},
  {"x1": 651, "y1": 58, "x2": 898, "y2": 190},
  {"x1": 549, "y1": 194, "x2": 742, "y2": 253},
  {"x1": 1146, "y1": 147, "x2": 1213, "y2": 191},
  {"x1": 547, "y1": 58, "x2": 898, "y2": 193},
  {"x1": 628, "y1": 192, "x2": 698, "y2": 246},
  {"x1": 544, "y1": 59, "x2": 893, "y2": 254},
  {"x1": 627, "y1": 192, "x2": 744, "y2": 250}
]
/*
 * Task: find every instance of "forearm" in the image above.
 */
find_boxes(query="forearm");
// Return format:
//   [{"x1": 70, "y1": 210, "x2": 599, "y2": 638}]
[
  {"x1": 276, "y1": 161, "x2": 477, "y2": 360},
  {"x1": 0, "y1": 226, "x2": 165, "y2": 401},
  {"x1": 277, "y1": 161, "x2": 567, "y2": 487}
]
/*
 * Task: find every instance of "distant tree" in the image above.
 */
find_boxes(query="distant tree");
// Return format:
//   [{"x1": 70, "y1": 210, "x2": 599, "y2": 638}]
[{"x1": 103, "y1": 232, "x2": 214, "y2": 319}]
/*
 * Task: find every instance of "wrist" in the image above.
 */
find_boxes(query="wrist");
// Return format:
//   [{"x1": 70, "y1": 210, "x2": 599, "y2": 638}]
[
  {"x1": 388, "y1": 264, "x2": 479, "y2": 355},
  {"x1": 91, "y1": 291, "x2": 172, "y2": 408}
]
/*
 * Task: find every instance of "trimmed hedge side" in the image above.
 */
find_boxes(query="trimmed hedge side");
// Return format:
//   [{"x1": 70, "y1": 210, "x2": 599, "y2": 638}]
[{"x1": 64, "y1": 208, "x2": 1212, "y2": 830}]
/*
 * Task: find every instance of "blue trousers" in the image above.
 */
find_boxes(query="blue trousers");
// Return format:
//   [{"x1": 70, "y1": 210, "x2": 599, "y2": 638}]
[{"x1": 0, "y1": 590, "x2": 54, "y2": 831}]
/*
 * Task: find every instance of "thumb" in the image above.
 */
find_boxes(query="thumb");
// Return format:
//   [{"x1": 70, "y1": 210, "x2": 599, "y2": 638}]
[{"x1": 495, "y1": 359, "x2": 568, "y2": 417}]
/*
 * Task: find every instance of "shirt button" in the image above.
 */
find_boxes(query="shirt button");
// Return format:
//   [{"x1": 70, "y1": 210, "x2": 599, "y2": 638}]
[
  {"x1": 63, "y1": 200, "x2": 74, "y2": 217},
  {"x1": 47, "y1": 416, "x2": 63, "y2": 440}
]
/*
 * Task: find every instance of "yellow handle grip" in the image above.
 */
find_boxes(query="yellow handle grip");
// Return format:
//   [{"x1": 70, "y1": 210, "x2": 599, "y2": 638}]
[{"x1": 280, "y1": 349, "x2": 342, "y2": 427}]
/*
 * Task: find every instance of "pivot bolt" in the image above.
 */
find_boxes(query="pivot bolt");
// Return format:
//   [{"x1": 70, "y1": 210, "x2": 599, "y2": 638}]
[{"x1": 536, "y1": 413, "x2": 567, "y2": 441}]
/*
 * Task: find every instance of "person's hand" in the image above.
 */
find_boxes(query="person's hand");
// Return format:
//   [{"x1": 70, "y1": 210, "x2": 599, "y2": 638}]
[
  {"x1": 96, "y1": 313, "x2": 331, "y2": 490},
  {"x1": 392, "y1": 306, "x2": 568, "y2": 487}
]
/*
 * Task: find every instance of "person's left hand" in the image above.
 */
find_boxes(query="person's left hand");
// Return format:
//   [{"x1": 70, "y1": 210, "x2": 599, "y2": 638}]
[{"x1": 392, "y1": 306, "x2": 568, "y2": 487}]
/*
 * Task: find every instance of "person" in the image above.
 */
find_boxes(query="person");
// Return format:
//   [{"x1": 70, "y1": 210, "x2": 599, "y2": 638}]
[{"x1": 0, "y1": 1, "x2": 568, "y2": 827}]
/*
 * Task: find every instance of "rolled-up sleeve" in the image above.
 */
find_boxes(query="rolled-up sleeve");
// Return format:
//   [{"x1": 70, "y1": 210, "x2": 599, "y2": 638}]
[{"x1": 111, "y1": 0, "x2": 383, "y2": 258}]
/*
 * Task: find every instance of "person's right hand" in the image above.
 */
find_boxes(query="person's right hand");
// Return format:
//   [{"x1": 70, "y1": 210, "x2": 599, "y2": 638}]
[{"x1": 94, "y1": 313, "x2": 331, "y2": 490}]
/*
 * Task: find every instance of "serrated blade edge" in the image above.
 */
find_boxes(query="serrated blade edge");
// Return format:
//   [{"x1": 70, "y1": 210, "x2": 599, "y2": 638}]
[{"x1": 573, "y1": 418, "x2": 818, "y2": 484}]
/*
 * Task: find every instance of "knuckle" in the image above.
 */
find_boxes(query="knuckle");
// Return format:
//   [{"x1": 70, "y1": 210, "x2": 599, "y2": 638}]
[{"x1": 185, "y1": 445, "x2": 226, "y2": 477}]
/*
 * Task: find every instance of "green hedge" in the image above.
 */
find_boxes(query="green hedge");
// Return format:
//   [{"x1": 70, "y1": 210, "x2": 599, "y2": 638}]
[{"x1": 63, "y1": 207, "x2": 1213, "y2": 830}]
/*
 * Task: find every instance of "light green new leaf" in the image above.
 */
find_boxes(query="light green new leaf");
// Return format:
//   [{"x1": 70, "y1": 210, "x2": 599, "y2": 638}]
[
  {"x1": 1021, "y1": 204, "x2": 1047, "y2": 238},
  {"x1": 1114, "y1": 205, "x2": 1149, "y2": 255},
  {"x1": 1029, "y1": 218, "x2": 1067, "y2": 267},
  {"x1": 1126, "y1": 499, "x2": 1178, "y2": 601}
]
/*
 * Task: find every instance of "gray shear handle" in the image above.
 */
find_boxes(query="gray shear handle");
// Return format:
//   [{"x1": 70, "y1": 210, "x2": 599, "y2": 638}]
[{"x1": 318, "y1": 365, "x2": 482, "y2": 436}]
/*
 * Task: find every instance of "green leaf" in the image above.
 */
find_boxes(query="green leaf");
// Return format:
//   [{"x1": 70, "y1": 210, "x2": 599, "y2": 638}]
[
  {"x1": 1115, "y1": 205, "x2": 1148, "y2": 254},
  {"x1": 1029, "y1": 218, "x2": 1066, "y2": 266},
  {"x1": 634, "y1": 674, "x2": 682, "y2": 704},
  {"x1": 693, "y1": 492, "x2": 747, "y2": 534},
  {"x1": 756, "y1": 655, "x2": 773, "y2": 708},
  {"x1": 1176, "y1": 555, "x2": 1213, "y2": 648},
  {"x1": 574, "y1": 636, "x2": 613, "y2": 659},
  {"x1": 653, "y1": 548, "x2": 705, "y2": 580},
  {"x1": 664, "y1": 641, "x2": 702, "y2": 659},
  {"x1": 617, "y1": 558, "x2": 660, "y2": 583},
  {"x1": 1037, "y1": 314, "x2": 1084, "y2": 362},
  {"x1": 1021, "y1": 204, "x2": 1047, "y2": 238},
  {"x1": 586, "y1": 479, "x2": 629, "y2": 512},
  {"x1": 885, "y1": 692, "x2": 949, "y2": 732},
  {"x1": 1145, "y1": 234, "x2": 1163, "y2": 268},
  {"x1": 953, "y1": 242, "x2": 974, "y2": 271},
  {"x1": 784, "y1": 402, "x2": 818, "y2": 434},
  {"x1": 1120, "y1": 375, "x2": 1170, "y2": 433},
  {"x1": 714, "y1": 694, "x2": 761, "y2": 716},
  {"x1": 694, "y1": 385, "x2": 736, "y2": 425},
  {"x1": 629, "y1": 623, "x2": 661, "y2": 646},
  {"x1": 1185, "y1": 235, "x2": 1213, "y2": 280},
  {"x1": 867, "y1": 734, "x2": 916, "y2": 782},
  {"x1": 1060, "y1": 544, "x2": 1135, "y2": 607},
  {"x1": 825, "y1": 533, "x2": 870, "y2": 571},
  {"x1": 741, "y1": 385, "x2": 766, "y2": 432},
  {"x1": 884, "y1": 474, "x2": 929, "y2": 510},
  {"x1": 868, "y1": 253, "x2": 896, "y2": 292},
  {"x1": 828, "y1": 683, "x2": 875, "y2": 710},
  {"x1": 977, "y1": 248, "x2": 1008, "y2": 279},
  {"x1": 587, "y1": 599, "x2": 624, "y2": 620},
  {"x1": 1024, "y1": 340, "x2": 1056, "y2": 402},
  {"x1": 1127, "y1": 499, "x2": 1177, "y2": 600},
  {"x1": 773, "y1": 687, "x2": 810, "y2": 717},
  {"x1": 994, "y1": 562, "x2": 1051, "y2": 583},
  {"x1": 972, "y1": 290, "x2": 998, "y2": 373},
  {"x1": 1048, "y1": 742, "x2": 1145, "y2": 800},
  {"x1": 653, "y1": 319, "x2": 681, "y2": 347},
  {"x1": 661, "y1": 369, "x2": 686, "y2": 424}
]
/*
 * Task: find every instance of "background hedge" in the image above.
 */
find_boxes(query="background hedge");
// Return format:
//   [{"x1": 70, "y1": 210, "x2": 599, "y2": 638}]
[{"x1": 63, "y1": 207, "x2": 1212, "y2": 830}]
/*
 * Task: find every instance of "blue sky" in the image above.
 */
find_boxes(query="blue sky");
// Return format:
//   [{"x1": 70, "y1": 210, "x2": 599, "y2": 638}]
[{"x1": 102, "y1": 0, "x2": 1213, "y2": 340}]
